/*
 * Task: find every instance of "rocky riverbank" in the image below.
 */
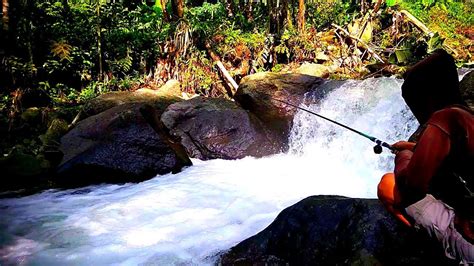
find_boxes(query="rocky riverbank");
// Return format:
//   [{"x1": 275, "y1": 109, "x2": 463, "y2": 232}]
[
  {"x1": 1, "y1": 68, "x2": 472, "y2": 192},
  {"x1": 0, "y1": 67, "x2": 471, "y2": 264}
]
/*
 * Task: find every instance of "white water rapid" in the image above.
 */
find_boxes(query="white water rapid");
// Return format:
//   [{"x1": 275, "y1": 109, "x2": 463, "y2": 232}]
[{"x1": 0, "y1": 77, "x2": 418, "y2": 265}]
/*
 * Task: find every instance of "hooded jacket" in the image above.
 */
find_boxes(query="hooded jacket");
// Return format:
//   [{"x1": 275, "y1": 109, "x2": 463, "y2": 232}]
[{"x1": 394, "y1": 49, "x2": 474, "y2": 240}]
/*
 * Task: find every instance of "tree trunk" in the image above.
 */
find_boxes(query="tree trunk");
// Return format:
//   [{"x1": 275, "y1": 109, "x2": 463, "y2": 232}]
[
  {"x1": 171, "y1": 0, "x2": 184, "y2": 19},
  {"x1": 96, "y1": 3, "x2": 103, "y2": 80},
  {"x1": 245, "y1": 0, "x2": 253, "y2": 22},
  {"x1": 225, "y1": 0, "x2": 235, "y2": 17},
  {"x1": 159, "y1": 0, "x2": 170, "y2": 21},
  {"x1": 2, "y1": 0, "x2": 8, "y2": 32},
  {"x1": 268, "y1": 0, "x2": 275, "y2": 34},
  {"x1": 269, "y1": 0, "x2": 287, "y2": 36},
  {"x1": 62, "y1": 0, "x2": 70, "y2": 13},
  {"x1": 373, "y1": 0, "x2": 383, "y2": 12},
  {"x1": 297, "y1": 0, "x2": 304, "y2": 32},
  {"x1": 205, "y1": 42, "x2": 238, "y2": 97},
  {"x1": 289, "y1": 0, "x2": 295, "y2": 27},
  {"x1": 1, "y1": 0, "x2": 8, "y2": 56}
]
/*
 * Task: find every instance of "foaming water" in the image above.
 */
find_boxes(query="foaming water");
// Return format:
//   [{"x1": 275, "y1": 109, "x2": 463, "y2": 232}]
[{"x1": 0, "y1": 77, "x2": 417, "y2": 265}]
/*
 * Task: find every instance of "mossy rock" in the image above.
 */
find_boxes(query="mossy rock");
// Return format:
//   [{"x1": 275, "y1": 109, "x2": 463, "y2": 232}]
[
  {"x1": 81, "y1": 79, "x2": 182, "y2": 120},
  {"x1": 40, "y1": 118, "x2": 69, "y2": 146},
  {"x1": 0, "y1": 151, "x2": 44, "y2": 177},
  {"x1": 0, "y1": 149, "x2": 51, "y2": 192},
  {"x1": 295, "y1": 63, "x2": 331, "y2": 78},
  {"x1": 21, "y1": 107, "x2": 42, "y2": 124}
]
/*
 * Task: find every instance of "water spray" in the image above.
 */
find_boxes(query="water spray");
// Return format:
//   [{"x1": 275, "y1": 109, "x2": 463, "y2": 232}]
[{"x1": 273, "y1": 98, "x2": 395, "y2": 154}]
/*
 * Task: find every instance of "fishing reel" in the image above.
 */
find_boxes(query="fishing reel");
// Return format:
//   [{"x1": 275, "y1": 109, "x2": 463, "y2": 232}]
[{"x1": 373, "y1": 144, "x2": 383, "y2": 154}]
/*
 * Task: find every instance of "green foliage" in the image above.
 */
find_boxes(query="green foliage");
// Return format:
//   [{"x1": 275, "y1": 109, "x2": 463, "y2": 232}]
[
  {"x1": 39, "y1": 82, "x2": 76, "y2": 105},
  {"x1": 43, "y1": 46, "x2": 94, "y2": 86},
  {"x1": 3, "y1": 56, "x2": 38, "y2": 84},
  {"x1": 0, "y1": 94, "x2": 10, "y2": 114},
  {"x1": 78, "y1": 84, "x2": 99, "y2": 103},
  {"x1": 393, "y1": 48, "x2": 412, "y2": 64},
  {"x1": 180, "y1": 49, "x2": 216, "y2": 95},
  {"x1": 275, "y1": 27, "x2": 326, "y2": 63},
  {"x1": 385, "y1": 0, "x2": 396, "y2": 7},
  {"x1": 2, "y1": 1, "x2": 167, "y2": 106},
  {"x1": 101, "y1": 3, "x2": 165, "y2": 75},
  {"x1": 271, "y1": 64, "x2": 285, "y2": 72},
  {"x1": 187, "y1": 3, "x2": 227, "y2": 38},
  {"x1": 2, "y1": 0, "x2": 471, "y2": 110},
  {"x1": 108, "y1": 76, "x2": 144, "y2": 91},
  {"x1": 396, "y1": 0, "x2": 472, "y2": 61},
  {"x1": 107, "y1": 54, "x2": 133, "y2": 75},
  {"x1": 223, "y1": 28, "x2": 265, "y2": 49},
  {"x1": 427, "y1": 32, "x2": 445, "y2": 53},
  {"x1": 421, "y1": 0, "x2": 435, "y2": 7},
  {"x1": 396, "y1": 0, "x2": 473, "y2": 25},
  {"x1": 275, "y1": 43, "x2": 290, "y2": 59},
  {"x1": 306, "y1": 0, "x2": 354, "y2": 30},
  {"x1": 215, "y1": 26, "x2": 265, "y2": 59}
]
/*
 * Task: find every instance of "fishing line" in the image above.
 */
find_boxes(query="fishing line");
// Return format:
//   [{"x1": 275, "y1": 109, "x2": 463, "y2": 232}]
[{"x1": 272, "y1": 98, "x2": 395, "y2": 154}]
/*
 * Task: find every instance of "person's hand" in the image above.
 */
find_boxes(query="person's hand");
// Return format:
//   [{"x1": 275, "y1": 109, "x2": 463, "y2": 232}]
[{"x1": 391, "y1": 141, "x2": 416, "y2": 154}]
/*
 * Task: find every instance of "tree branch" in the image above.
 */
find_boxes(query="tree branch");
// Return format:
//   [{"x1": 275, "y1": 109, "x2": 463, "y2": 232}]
[
  {"x1": 205, "y1": 42, "x2": 239, "y2": 97},
  {"x1": 332, "y1": 23, "x2": 386, "y2": 63}
]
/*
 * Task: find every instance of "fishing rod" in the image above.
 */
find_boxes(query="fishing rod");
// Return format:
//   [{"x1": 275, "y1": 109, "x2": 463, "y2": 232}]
[{"x1": 272, "y1": 98, "x2": 395, "y2": 154}]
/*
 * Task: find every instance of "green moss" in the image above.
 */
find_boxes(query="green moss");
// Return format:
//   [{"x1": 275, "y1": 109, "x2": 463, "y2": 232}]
[
  {"x1": 0, "y1": 149, "x2": 46, "y2": 177},
  {"x1": 21, "y1": 107, "x2": 42, "y2": 124},
  {"x1": 40, "y1": 119, "x2": 69, "y2": 146}
]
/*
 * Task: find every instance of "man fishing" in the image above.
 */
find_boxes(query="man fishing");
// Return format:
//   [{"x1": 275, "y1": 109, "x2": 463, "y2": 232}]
[{"x1": 377, "y1": 49, "x2": 474, "y2": 262}]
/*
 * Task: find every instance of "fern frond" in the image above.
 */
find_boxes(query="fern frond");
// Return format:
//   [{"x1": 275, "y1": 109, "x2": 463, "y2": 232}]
[{"x1": 51, "y1": 41, "x2": 73, "y2": 61}]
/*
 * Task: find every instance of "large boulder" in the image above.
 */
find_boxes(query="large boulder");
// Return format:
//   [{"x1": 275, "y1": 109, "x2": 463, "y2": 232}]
[
  {"x1": 81, "y1": 79, "x2": 181, "y2": 119},
  {"x1": 220, "y1": 196, "x2": 454, "y2": 265},
  {"x1": 57, "y1": 103, "x2": 191, "y2": 187},
  {"x1": 294, "y1": 63, "x2": 331, "y2": 78},
  {"x1": 460, "y1": 70, "x2": 473, "y2": 110},
  {"x1": 234, "y1": 72, "x2": 325, "y2": 147},
  {"x1": 161, "y1": 97, "x2": 280, "y2": 160}
]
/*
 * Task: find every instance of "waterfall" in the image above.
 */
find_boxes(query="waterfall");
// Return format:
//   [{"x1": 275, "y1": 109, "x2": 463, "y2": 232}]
[{"x1": 0, "y1": 77, "x2": 418, "y2": 265}]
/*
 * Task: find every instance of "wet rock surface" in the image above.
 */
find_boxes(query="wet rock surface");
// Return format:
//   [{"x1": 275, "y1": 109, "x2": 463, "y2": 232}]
[
  {"x1": 221, "y1": 195, "x2": 454, "y2": 265},
  {"x1": 234, "y1": 72, "x2": 327, "y2": 149},
  {"x1": 161, "y1": 97, "x2": 280, "y2": 160},
  {"x1": 58, "y1": 103, "x2": 191, "y2": 187}
]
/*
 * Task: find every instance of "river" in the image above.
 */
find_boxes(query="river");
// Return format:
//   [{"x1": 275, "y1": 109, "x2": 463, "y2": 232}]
[{"x1": 0, "y1": 77, "x2": 418, "y2": 265}]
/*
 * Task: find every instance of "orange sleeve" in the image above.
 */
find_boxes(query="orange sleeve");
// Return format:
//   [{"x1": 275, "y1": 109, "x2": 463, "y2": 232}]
[{"x1": 394, "y1": 124, "x2": 451, "y2": 206}]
